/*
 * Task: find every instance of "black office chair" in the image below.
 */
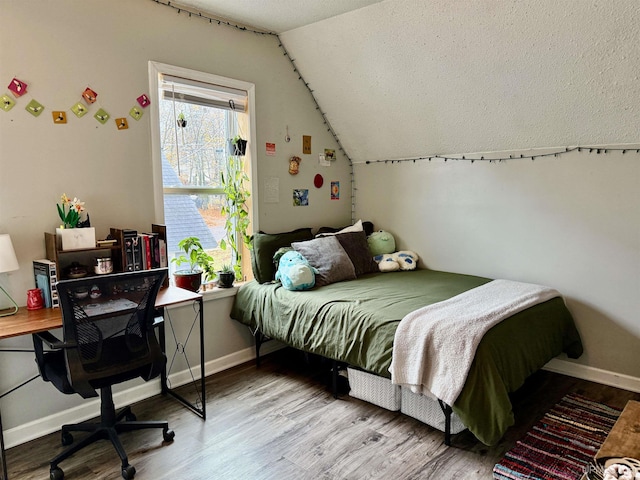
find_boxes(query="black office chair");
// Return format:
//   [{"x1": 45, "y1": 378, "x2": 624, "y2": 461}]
[{"x1": 33, "y1": 269, "x2": 174, "y2": 480}]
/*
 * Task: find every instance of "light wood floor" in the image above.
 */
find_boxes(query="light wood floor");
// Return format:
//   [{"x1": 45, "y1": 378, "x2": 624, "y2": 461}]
[{"x1": 6, "y1": 349, "x2": 639, "y2": 479}]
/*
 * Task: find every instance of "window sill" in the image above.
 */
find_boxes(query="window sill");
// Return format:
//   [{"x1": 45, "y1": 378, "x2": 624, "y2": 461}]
[{"x1": 200, "y1": 282, "x2": 244, "y2": 302}]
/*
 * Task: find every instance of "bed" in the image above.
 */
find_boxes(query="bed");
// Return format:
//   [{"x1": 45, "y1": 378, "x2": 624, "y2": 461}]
[{"x1": 230, "y1": 228, "x2": 583, "y2": 446}]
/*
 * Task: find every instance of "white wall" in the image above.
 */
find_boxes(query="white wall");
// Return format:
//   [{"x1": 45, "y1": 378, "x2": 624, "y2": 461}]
[
  {"x1": 0, "y1": 0, "x2": 351, "y2": 440},
  {"x1": 280, "y1": 0, "x2": 640, "y2": 382},
  {"x1": 354, "y1": 151, "x2": 640, "y2": 380}
]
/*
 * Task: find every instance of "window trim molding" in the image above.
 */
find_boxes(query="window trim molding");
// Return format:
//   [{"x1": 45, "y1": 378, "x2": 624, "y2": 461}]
[{"x1": 148, "y1": 61, "x2": 258, "y2": 229}]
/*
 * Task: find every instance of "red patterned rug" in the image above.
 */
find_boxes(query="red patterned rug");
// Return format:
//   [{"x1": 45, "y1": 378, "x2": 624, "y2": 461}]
[{"x1": 493, "y1": 393, "x2": 621, "y2": 480}]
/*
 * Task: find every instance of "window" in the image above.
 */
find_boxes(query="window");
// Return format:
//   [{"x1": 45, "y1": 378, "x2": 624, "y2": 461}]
[{"x1": 148, "y1": 62, "x2": 255, "y2": 279}]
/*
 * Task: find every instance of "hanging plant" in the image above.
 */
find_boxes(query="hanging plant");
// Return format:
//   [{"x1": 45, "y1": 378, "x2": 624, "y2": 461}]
[
  {"x1": 177, "y1": 112, "x2": 187, "y2": 128},
  {"x1": 228, "y1": 135, "x2": 247, "y2": 156},
  {"x1": 219, "y1": 155, "x2": 251, "y2": 280}
]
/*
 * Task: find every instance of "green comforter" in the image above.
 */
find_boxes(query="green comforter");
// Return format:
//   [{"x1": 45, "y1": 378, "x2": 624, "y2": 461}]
[{"x1": 230, "y1": 269, "x2": 582, "y2": 445}]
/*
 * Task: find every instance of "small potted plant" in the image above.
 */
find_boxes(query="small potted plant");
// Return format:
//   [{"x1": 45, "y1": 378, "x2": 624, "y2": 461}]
[
  {"x1": 216, "y1": 264, "x2": 235, "y2": 288},
  {"x1": 171, "y1": 236, "x2": 214, "y2": 292}
]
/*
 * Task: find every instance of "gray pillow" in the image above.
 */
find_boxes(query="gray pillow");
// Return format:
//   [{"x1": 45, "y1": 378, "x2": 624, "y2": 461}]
[
  {"x1": 291, "y1": 236, "x2": 356, "y2": 287},
  {"x1": 334, "y1": 231, "x2": 378, "y2": 276}
]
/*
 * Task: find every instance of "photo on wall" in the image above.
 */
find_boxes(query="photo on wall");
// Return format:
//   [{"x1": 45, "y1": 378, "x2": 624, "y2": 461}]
[
  {"x1": 331, "y1": 181, "x2": 340, "y2": 200},
  {"x1": 293, "y1": 189, "x2": 309, "y2": 206}
]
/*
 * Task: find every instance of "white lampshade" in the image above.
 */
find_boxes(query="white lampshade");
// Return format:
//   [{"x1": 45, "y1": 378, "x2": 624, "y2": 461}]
[{"x1": 0, "y1": 234, "x2": 19, "y2": 273}]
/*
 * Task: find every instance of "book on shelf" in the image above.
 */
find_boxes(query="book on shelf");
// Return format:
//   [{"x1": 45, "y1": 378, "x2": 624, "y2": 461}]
[
  {"x1": 110, "y1": 224, "x2": 167, "y2": 273},
  {"x1": 33, "y1": 259, "x2": 59, "y2": 308}
]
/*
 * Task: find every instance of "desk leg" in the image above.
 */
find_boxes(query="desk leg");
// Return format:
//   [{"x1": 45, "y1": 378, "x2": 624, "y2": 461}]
[
  {"x1": 1, "y1": 407, "x2": 8, "y2": 480},
  {"x1": 159, "y1": 297, "x2": 206, "y2": 420}
]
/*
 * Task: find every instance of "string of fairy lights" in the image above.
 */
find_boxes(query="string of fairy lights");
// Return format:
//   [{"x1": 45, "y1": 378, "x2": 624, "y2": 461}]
[{"x1": 362, "y1": 145, "x2": 640, "y2": 165}]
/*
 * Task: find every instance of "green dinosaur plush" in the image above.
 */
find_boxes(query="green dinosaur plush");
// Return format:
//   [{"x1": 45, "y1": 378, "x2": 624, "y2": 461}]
[{"x1": 367, "y1": 230, "x2": 396, "y2": 256}]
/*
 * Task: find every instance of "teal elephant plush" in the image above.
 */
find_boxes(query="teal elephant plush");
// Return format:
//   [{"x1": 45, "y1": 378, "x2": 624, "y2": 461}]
[{"x1": 275, "y1": 250, "x2": 318, "y2": 291}]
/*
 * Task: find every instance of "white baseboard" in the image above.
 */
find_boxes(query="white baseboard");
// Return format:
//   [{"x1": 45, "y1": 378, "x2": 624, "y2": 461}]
[
  {"x1": 3, "y1": 342, "x2": 285, "y2": 449},
  {"x1": 543, "y1": 358, "x2": 640, "y2": 393}
]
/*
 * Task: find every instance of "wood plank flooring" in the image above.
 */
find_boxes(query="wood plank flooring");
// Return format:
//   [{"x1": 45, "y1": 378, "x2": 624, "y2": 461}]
[{"x1": 6, "y1": 349, "x2": 639, "y2": 479}]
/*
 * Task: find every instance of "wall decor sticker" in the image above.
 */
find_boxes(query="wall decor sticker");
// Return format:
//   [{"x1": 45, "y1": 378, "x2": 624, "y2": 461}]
[
  {"x1": 82, "y1": 87, "x2": 98, "y2": 104},
  {"x1": 288, "y1": 155, "x2": 301, "y2": 175},
  {"x1": 52, "y1": 111, "x2": 67, "y2": 124},
  {"x1": 71, "y1": 102, "x2": 88, "y2": 118},
  {"x1": 136, "y1": 94, "x2": 150, "y2": 107},
  {"x1": 324, "y1": 149, "x2": 335, "y2": 161},
  {"x1": 25, "y1": 99, "x2": 44, "y2": 117},
  {"x1": 331, "y1": 181, "x2": 340, "y2": 200},
  {"x1": 318, "y1": 153, "x2": 330, "y2": 167},
  {"x1": 302, "y1": 135, "x2": 311, "y2": 154},
  {"x1": 129, "y1": 106, "x2": 143, "y2": 120},
  {"x1": 8, "y1": 78, "x2": 28, "y2": 97},
  {"x1": 115, "y1": 117, "x2": 128, "y2": 130},
  {"x1": 293, "y1": 189, "x2": 309, "y2": 206},
  {"x1": 263, "y1": 176, "x2": 280, "y2": 203},
  {"x1": 266, "y1": 142, "x2": 276, "y2": 156},
  {"x1": 1, "y1": 94, "x2": 15, "y2": 112},
  {"x1": 94, "y1": 108, "x2": 109, "y2": 124}
]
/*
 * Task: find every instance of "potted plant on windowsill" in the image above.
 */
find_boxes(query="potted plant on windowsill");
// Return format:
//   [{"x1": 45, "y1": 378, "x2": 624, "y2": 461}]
[
  {"x1": 220, "y1": 155, "x2": 252, "y2": 281},
  {"x1": 171, "y1": 237, "x2": 214, "y2": 292},
  {"x1": 216, "y1": 264, "x2": 235, "y2": 288}
]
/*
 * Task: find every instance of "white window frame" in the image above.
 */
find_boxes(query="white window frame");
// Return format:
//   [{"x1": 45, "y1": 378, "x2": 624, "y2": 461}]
[{"x1": 148, "y1": 61, "x2": 258, "y2": 274}]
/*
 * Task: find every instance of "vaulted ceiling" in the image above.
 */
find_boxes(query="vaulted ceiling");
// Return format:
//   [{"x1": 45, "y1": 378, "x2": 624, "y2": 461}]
[{"x1": 172, "y1": 0, "x2": 639, "y2": 163}]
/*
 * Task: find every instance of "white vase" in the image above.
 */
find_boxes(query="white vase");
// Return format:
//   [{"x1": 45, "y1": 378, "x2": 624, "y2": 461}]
[{"x1": 56, "y1": 227, "x2": 96, "y2": 250}]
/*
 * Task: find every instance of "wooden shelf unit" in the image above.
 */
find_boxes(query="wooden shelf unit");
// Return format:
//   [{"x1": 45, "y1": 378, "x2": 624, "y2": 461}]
[{"x1": 44, "y1": 224, "x2": 166, "y2": 281}]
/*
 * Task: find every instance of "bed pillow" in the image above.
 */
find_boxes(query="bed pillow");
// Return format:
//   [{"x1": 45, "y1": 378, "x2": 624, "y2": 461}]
[
  {"x1": 251, "y1": 228, "x2": 314, "y2": 283},
  {"x1": 317, "y1": 220, "x2": 374, "y2": 237},
  {"x1": 334, "y1": 231, "x2": 378, "y2": 276},
  {"x1": 291, "y1": 236, "x2": 356, "y2": 287}
]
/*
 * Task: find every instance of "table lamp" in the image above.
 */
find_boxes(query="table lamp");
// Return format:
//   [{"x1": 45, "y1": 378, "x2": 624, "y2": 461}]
[{"x1": 0, "y1": 234, "x2": 20, "y2": 317}]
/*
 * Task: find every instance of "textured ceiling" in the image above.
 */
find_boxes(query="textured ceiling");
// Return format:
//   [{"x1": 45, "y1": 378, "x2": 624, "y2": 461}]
[{"x1": 171, "y1": 0, "x2": 384, "y2": 33}]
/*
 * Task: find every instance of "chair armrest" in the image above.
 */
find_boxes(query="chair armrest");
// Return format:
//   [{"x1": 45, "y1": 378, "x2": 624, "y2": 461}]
[{"x1": 33, "y1": 331, "x2": 74, "y2": 349}]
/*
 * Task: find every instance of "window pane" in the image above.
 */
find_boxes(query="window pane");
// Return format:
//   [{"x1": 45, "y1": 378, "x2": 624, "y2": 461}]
[
  {"x1": 159, "y1": 98, "x2": 228, "y2": 189},
  {"x1": 163, "y1": 193, "x2": 232, "y2": 272}
]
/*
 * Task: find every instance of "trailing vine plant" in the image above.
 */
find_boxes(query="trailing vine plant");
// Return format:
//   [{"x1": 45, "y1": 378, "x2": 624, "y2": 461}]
[{"x1": 220, "y1": 154, "x2": 251, "y2": 280}]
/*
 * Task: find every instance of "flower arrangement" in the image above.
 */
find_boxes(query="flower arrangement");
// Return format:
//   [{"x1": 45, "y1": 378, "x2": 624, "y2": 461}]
[{"x1": 57, "y1": 193, "x2": 86, "y2": 228}]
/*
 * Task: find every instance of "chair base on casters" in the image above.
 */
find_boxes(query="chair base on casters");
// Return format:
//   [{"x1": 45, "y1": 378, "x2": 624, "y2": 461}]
[{"x1": 49, "y1": 387, "x2": 175, "y2": 480}]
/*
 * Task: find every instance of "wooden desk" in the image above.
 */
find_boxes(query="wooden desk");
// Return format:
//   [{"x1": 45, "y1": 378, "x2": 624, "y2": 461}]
[
  {"x1": 0, "y1": 286, "x2": 199, "y2": 339},
  {"x1": 0, "y1": 286, "x2": 203, "y2": 480}
]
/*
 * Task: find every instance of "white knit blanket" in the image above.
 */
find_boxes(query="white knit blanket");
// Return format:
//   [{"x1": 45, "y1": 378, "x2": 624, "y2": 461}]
[{"x1": 389, "y1": 279, "x2": 559, "y2": 405}]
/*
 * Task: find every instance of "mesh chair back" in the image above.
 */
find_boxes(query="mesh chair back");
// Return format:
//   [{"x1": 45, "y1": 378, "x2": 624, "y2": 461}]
[{"x1": 56, "y1": 269, "x2": 167, "y2": 396}]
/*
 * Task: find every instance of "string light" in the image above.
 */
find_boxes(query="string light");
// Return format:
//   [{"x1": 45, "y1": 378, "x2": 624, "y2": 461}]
[{"x1": 358, "y1": 145, "x2": 640, "y2": 165}]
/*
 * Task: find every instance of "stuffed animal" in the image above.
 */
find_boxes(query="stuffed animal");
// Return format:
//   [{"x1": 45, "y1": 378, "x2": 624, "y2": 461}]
[
  {"x1": 275, "y1": 250, "x2": 318, "y2": 290},
  {"x1": 367, "y1": 230, "x2": 396, "y2": 256},
  {"x1": 373, "y1": 251, "x2": 419, "y2": 272}
]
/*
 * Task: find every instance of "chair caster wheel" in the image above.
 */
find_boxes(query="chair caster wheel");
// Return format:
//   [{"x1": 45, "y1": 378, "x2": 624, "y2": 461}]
[
  {"x1": 125, "y1": 412, "x2": 137, "y2": 422},
  {"x1": 50, "y1": 466, "x2": 64, "y2": 480},
  {"x1": 122, "y1": 464, "x2": 136, "y2": 479},
  {"x1": 61, "y1": 432, "x2": 73, "y2": 446},
  {"x1": 163, "y1": 428, "x2": 175, "y2": 442}
]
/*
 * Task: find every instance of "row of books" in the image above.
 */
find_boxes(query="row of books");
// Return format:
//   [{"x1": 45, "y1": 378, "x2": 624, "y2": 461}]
[{"x1": 121, "y1": 229, "x2": 168, "y2": 272}]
